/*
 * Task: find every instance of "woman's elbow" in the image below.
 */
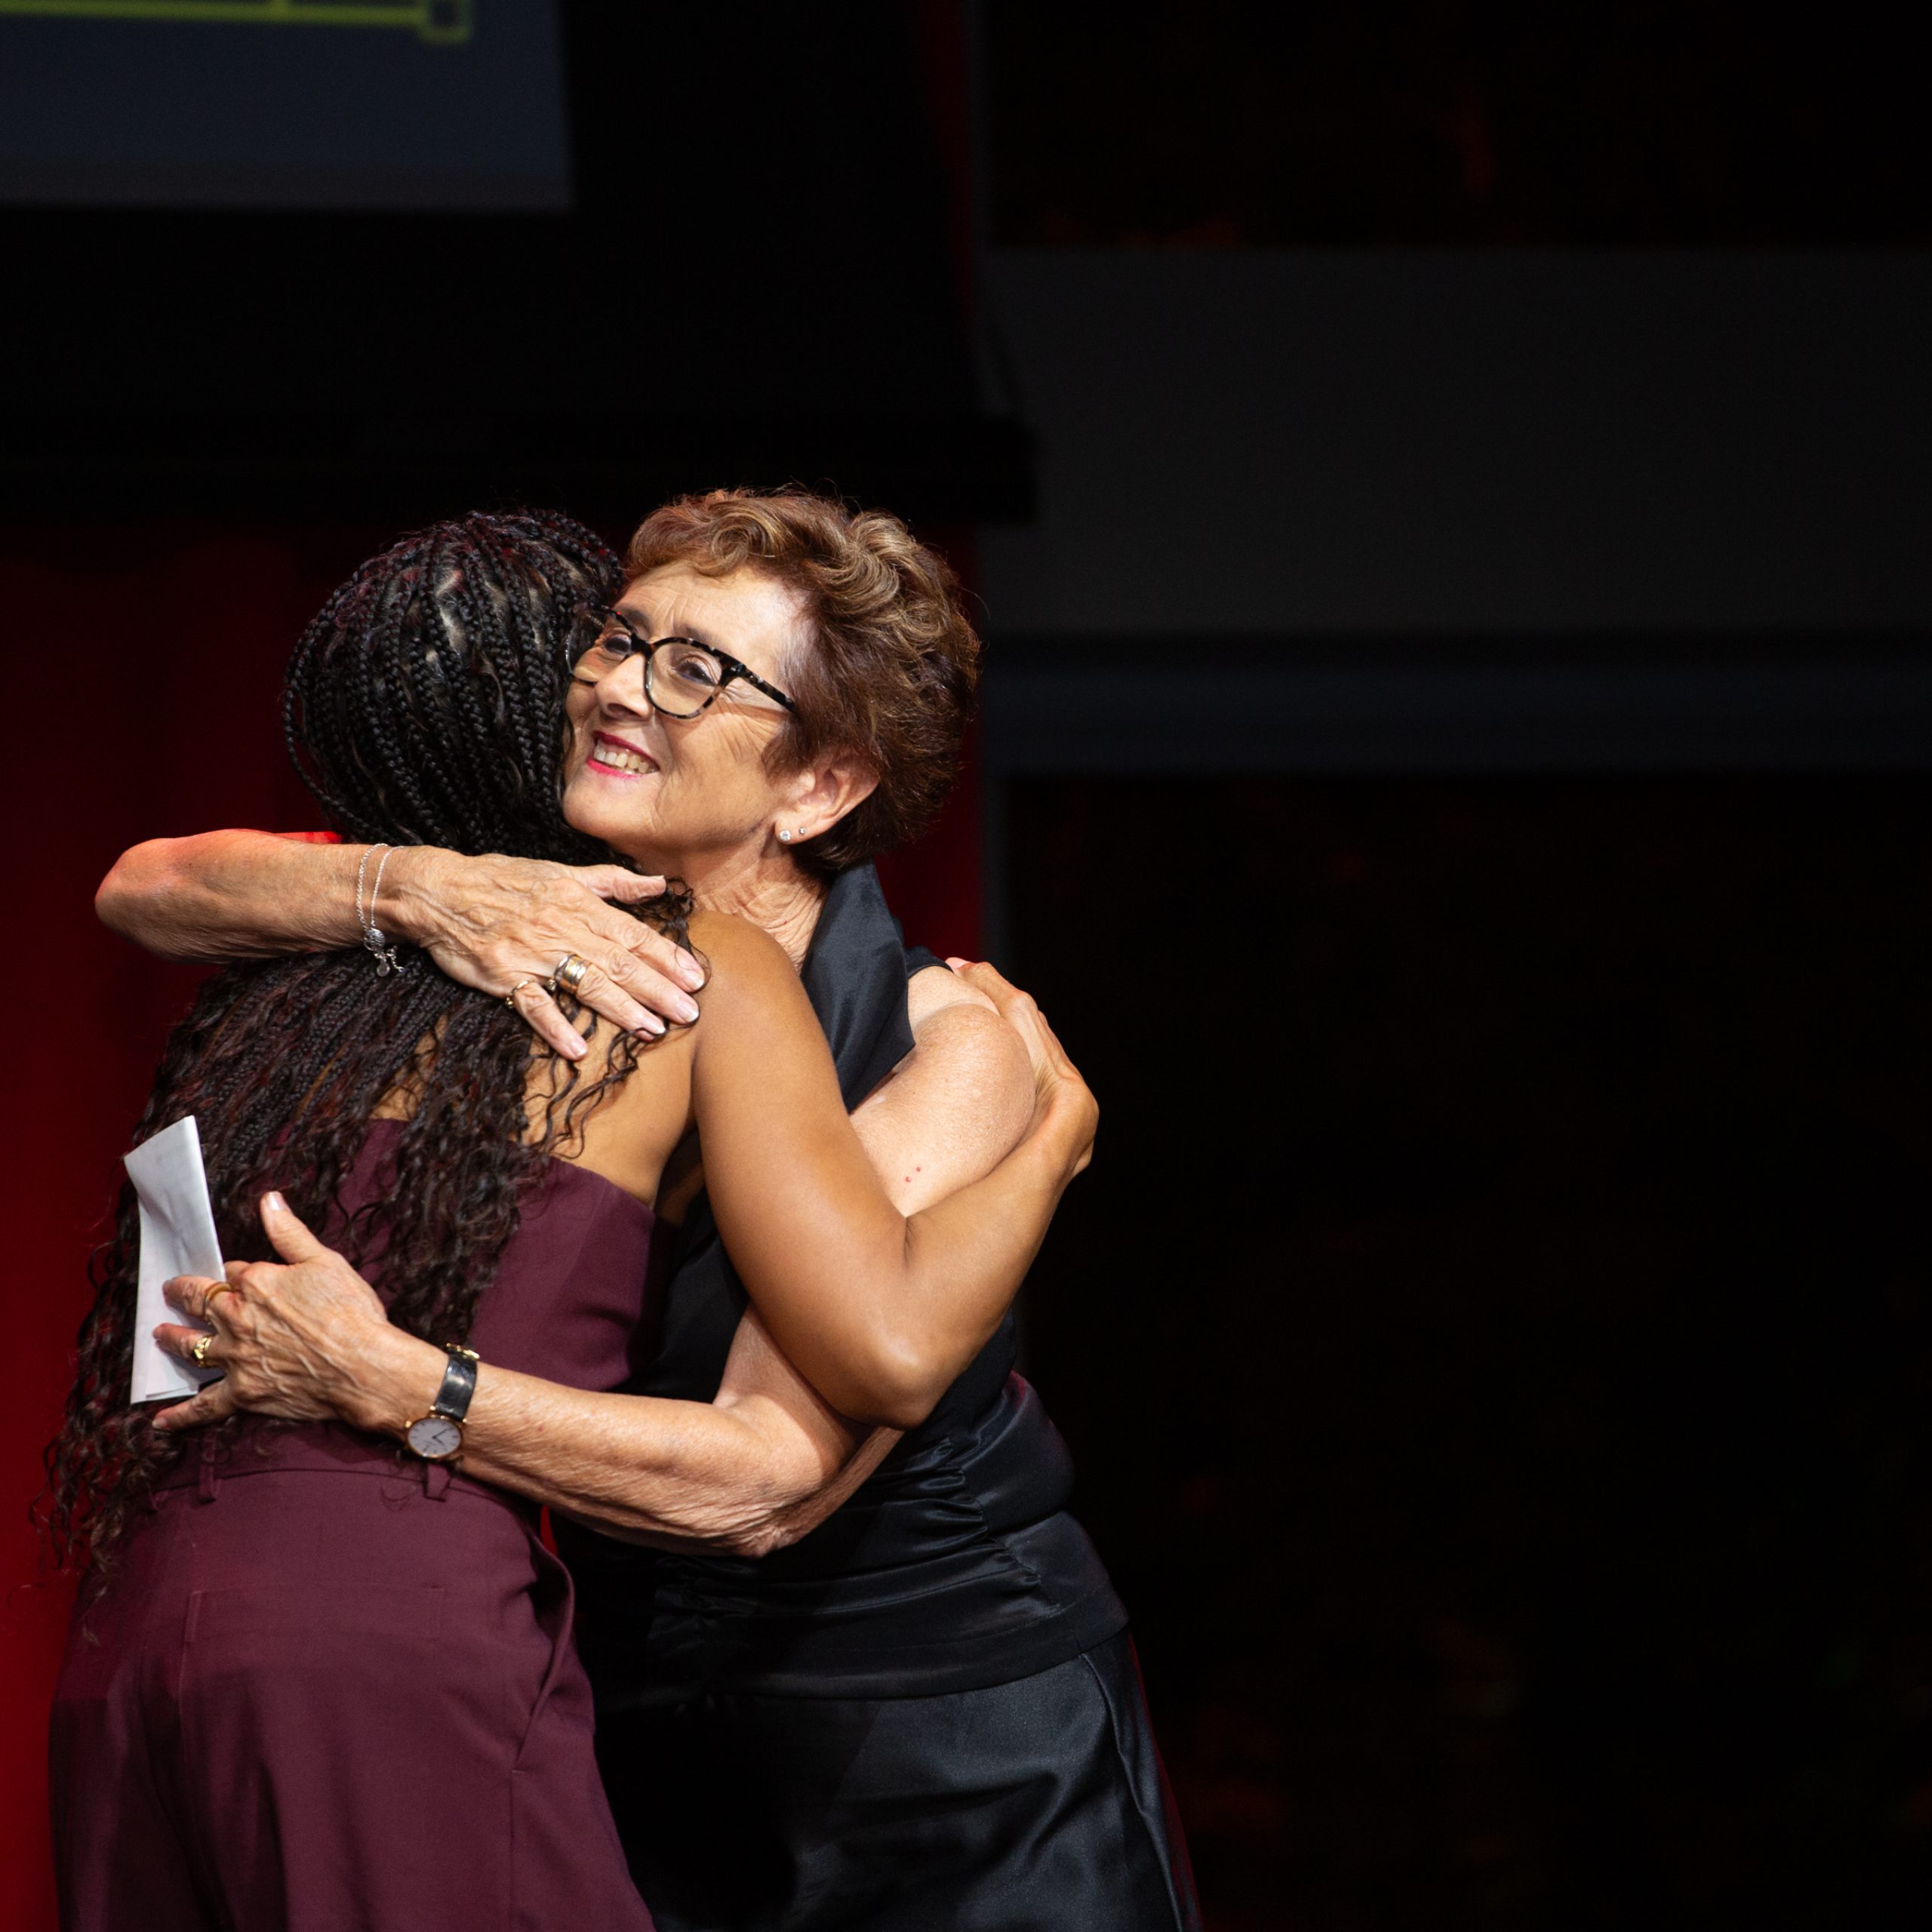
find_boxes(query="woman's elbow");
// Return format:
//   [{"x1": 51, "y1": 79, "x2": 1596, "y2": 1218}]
[
  {"x1": 635, "y1": 1439, "x2": 831, "y2": 1555},
  {"x1": 94, "y1": 848, "x2": 150, "y2": 940},
  {"x1": 722, "y1": 1514, "x2": 810, "y2": 1560},
  {"x1": 609, "y1": 1490, "x2": 793, "y2": 1558},
  {"x1": 820, "y1": 1340, "x2": 947, "y2": 1435},
  {"x1": 96, "y1": 841, "x2": 190, "y2": 954},
  {"x1": 701, "y1": 1473, "x2": 818, "y2": 1558}
]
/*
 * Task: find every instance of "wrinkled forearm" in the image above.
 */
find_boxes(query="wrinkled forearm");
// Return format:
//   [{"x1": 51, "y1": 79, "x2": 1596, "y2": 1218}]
[
  {"x1": 465, "y1": 1378, "x2": 838, "y2": 1556},
  {"x1": 556, "y1": 1421, "x2": 900, "y2": 1556},
  {"x1": 344, "y1": 1326, "x2": 844, "y2": 1558},
  {"x1": 97, "y1": 829, "x2": 366, "y2": 961}
]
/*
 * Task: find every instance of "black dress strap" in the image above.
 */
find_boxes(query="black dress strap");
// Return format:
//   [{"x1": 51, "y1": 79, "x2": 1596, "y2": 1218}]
[{"x1": 797, "y1": 866, "x2": 919, "y2": 1109}]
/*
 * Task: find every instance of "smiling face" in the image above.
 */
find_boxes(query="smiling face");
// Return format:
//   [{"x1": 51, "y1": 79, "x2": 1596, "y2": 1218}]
[{"x1": 561, "y1": 561, "x2": 827, "y2": 878}]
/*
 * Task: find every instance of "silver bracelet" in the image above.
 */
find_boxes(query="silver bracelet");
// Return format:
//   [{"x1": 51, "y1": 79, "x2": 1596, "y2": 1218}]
[{"x1": 354, "y1": 843, "x2": 405, "y2": 977}]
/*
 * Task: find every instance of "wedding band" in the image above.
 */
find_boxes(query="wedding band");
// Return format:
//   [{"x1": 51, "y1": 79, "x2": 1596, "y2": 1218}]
[
  {"x1": 204, "y1": 1283, "x2": 235, "y2": 1318},
  {"x1": 504, "y1": 977, "x2": 542, "y2": 1010},
  {"x1": 189, "y1": 1333, "x2": 216, "y2": 1367},
  {"x1": 554, "y1": 952, "x2": 592, "y2": 995}
]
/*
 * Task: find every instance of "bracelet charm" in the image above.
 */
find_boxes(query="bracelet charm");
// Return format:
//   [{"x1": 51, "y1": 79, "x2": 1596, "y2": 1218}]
[{"x1": 355, "y1": 843, "x2": 406, "y2": 976}]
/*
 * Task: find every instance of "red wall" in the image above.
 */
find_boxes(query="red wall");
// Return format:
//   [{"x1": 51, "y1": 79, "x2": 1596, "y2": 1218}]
[{"x1": 0, "y1": 525, "x2": 370, "y2": 1924}]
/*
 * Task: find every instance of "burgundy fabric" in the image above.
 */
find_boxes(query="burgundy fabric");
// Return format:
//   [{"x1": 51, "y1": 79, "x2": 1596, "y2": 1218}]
[
  {"x1": 49, "y1": 1126, "x2": 663, "y2": 1930},
  {"x1": 342, "y1": 1119, "x2": 667, "y2": 1395}
]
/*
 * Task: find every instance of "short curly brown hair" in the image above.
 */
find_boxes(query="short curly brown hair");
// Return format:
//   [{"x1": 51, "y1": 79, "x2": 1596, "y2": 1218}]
[{"x1": 625, "y1": 488, "x2": 980, "y2": 877}]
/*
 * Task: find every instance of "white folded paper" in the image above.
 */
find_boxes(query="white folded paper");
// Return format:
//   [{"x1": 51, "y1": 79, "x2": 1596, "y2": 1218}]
[{"x1": 124, "y1": 1115, "x2": 224, "y2": 1404}]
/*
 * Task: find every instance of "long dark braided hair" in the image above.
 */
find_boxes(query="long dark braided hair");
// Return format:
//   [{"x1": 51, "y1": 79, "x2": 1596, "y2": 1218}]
[{"x1": 45, "y1": 510, "x2": 686, "y2": 1579}]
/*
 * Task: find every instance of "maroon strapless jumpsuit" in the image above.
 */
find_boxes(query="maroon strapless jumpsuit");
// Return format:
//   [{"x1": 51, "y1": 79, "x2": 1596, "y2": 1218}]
[{"x1": 51, "y1": 1121, "x2": 663, "y2": 1932}]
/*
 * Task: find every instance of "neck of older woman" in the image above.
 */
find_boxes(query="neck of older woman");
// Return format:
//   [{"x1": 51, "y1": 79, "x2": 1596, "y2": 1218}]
[{"x1": 680, "y1": 841, "x2": 828, "y2": 969}]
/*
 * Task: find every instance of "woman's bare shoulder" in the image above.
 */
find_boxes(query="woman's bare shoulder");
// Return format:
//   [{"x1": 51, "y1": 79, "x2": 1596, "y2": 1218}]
[{"x1": 684, "y1": 909, "x2": 797, "y2": 1003}]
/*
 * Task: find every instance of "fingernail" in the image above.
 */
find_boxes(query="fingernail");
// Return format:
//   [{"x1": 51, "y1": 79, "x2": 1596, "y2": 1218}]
[
  {"x1": 675, "y1": 954, "x2": 706, "y2": 990},
  {"x1": 264, "y1": 1190, "x2": 286, "y2": 1213},
  {"x1": 635, "y1": 1014, "x2": 667, "y2": 1038},
  {"x1": 565, "y1": 1036, "x2": 589, "y2": 1060},
  {"x1": 671, "y1": 994, "x2": 700, "y2": 1025}
]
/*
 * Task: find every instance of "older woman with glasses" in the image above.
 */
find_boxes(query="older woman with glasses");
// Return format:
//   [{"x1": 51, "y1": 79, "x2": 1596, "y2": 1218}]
[{"x1": 99, "y1": 488, "x2": 1201, "y2": 1932}]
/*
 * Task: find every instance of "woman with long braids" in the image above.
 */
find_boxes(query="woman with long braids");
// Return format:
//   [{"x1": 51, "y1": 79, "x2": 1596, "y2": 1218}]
[
  {"x1": 52, "y1": 509, "x2": 1097, "y2": 1932},
  {"x1": 100, "y1": 488, "x2": 1201, "y2": 1932}
]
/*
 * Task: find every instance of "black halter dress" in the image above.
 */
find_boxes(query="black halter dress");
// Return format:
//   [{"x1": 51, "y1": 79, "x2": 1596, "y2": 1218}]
[{"x1": 561, "y1": 864, "x2": 1200, "y2": 1932}]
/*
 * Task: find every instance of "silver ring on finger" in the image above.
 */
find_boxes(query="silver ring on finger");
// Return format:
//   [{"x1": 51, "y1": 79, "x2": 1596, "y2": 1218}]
[{"x1": 553, "y1": 952, "x2": 592, "y2": 997}]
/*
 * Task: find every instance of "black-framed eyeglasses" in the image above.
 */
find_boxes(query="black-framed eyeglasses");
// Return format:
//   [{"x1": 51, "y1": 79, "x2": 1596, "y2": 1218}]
[{"x1": 573, "y1": 602, "x2": 798, "y2": 719}]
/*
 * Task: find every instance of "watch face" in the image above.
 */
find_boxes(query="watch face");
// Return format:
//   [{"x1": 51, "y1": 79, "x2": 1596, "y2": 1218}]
[{"x1": 406, "y1": 1414, "x2": 463, "y2": 1461}]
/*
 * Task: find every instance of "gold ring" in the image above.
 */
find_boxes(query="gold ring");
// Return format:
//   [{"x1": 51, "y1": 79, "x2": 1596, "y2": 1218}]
[
  {"x1": 554, "y1": 952, "x2": 592, "y2": 995},
  {"x1": 204, "y1": 1283, "x2": 235, "y2": 1318},
  {"x1": 189, "y1": 1333, "x2": 216, "y2": 1367},
  {"x1": 504, "y1": 977, "x2": 542, "y2": 1010}
]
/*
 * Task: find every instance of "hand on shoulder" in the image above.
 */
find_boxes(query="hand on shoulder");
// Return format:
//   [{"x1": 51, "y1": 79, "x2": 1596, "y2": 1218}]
[
  {"x1": 907, "y1": 960, "x2": 999, "y2": 1029},
  {"x1": 851, "y1": 964, "x2": 1035, "y2": 1194}
]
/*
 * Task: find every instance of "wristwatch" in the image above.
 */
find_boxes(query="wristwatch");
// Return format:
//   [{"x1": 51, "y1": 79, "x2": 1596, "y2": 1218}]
[{"x1": 404, "y1": 1345, "x2": 480, "y2": 1463}]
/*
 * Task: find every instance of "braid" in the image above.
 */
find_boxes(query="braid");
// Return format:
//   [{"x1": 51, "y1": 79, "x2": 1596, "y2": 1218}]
[{"x1": 45, "y1": 509, "x2": 691, "y2": 1582}]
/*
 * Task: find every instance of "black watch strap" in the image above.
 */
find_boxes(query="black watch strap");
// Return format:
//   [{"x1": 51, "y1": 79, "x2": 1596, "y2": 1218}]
[{"x1": 431, "y1": 1346, "x2": 478, "y2": 1423}]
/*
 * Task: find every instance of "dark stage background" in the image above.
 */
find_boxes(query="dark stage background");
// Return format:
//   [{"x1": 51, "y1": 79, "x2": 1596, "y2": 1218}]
[
  {"x1": 7, "y1": 5, "x2": 1932, "y2": 1928},
  {"x1": 1010, "y1": 774, "x2": 1932, "y2": 1928}
]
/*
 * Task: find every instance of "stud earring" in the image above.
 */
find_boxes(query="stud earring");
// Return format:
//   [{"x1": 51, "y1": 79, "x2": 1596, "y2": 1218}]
[{"x1": 777, "y1": 829, "x2": 792, "y2": 842}]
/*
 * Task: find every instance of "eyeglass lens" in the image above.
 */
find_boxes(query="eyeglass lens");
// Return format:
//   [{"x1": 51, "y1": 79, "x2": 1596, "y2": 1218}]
[{"x1": 580, "y1": 626, "x2": 728, "y2": 717}]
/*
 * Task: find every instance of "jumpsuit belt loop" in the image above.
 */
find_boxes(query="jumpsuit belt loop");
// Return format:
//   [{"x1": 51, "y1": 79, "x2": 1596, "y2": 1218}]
[
  {"x1": 195, "y1": 1432, "x2": 223, "y2": 1504},
  {"x1": 421, "y1": 1459, "x2": 453, "y2": 1500}
]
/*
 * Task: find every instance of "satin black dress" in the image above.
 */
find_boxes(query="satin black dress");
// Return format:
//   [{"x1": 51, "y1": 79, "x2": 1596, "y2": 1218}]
[{"x1": 559, "y1": 865, "x2": 1201, "y2": 1932}]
